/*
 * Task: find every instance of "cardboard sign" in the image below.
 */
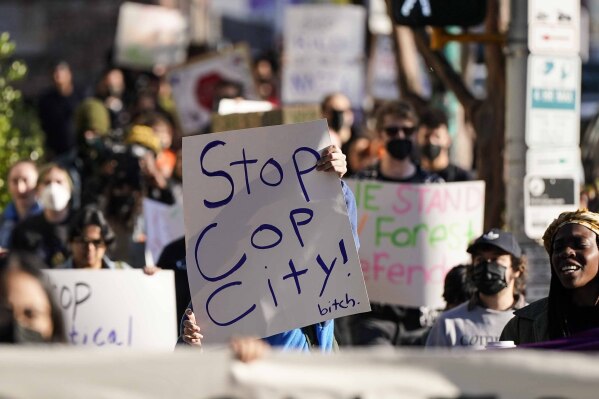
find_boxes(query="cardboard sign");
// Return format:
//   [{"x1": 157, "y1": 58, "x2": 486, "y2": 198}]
[
  {"x1": 143, "y1": 198, "x2": 185, "y2": 263},
  {"x1": 168, "y1": 45, "x2": 258, "y2": 135},
  {"x1": 182, "y1": 119, "x2": 370, "y2": 344},
  {"x1": 346, "y1": 179, "x2": 485, "y2": 308},
  {"x1": 211, "y1": 104, "x2": 321, "y2": 133},
  {"x1": 114, "y1": 2, "x2": 189, "y2": 69},
  {"x1": 44, "y1": 270, "x2": 177, "y2": 349},
  {"x1": 282, "y1": 4, "x2": 366, "y2": 106}
]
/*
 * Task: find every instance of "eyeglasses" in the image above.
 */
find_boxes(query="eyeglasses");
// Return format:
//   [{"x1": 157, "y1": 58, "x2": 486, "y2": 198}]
[
  {"x1": 73, "y1": 237, "x2": 105, "y2": 248},
  {"x1": 383, "y1": 126, "x2": 417, "y2": 137}
]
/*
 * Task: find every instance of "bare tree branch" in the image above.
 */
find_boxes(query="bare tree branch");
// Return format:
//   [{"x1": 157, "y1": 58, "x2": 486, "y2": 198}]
[{"x1": 412, "y1": 28, "x2": 481, "y2": 116}]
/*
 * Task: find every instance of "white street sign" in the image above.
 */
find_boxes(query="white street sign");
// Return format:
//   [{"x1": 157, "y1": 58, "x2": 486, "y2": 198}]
[
  {"x1": 526, "y1": 147, "x2": 581, "y2": 175},
  {"x1": 529, "y1": 0, "x2": 580, "y2": 55},
  {"x1": 526, "y1": 55, "x2": 581, "y2": 148},
  {"x1": 524, "y1": 175, "x2": 579, "y2": 239}
]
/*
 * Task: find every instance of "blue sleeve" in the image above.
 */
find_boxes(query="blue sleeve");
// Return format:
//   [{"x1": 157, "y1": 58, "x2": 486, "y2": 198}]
[{"x1": 341, "y1": 180, "x2": 360, "y2": 251}]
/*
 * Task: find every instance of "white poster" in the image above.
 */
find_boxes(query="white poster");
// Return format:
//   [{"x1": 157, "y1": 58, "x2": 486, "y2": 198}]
[
  {"x1": 44, "y1": 270, "x2": 177, "y2": 350},
  {"x1": 143, "y1": 198, "x2": 185, "y2": 263},
  {"x1": 346, "y1": 180, "x2": 485, "y2": 308},
  {"x1": 182, "y1": 119, "x2": 370, "y2": 344},
  {"x1": 114, "y1": 2, "x2": 189, "y2": 70},
  {"x1": 283, "y1": 5, "x2": 365, "y2": 61},
  {"x1": 282, "y1": 4, "x2": 366, "y2": 106},
  {"x1": 168, "y1": 45, "x2": 257, "y2": 135}
]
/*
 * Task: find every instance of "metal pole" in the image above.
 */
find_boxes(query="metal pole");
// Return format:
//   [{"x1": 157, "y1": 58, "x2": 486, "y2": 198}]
[{"x1": 504, "y1": 0, "x2": 528, "y2": 240}]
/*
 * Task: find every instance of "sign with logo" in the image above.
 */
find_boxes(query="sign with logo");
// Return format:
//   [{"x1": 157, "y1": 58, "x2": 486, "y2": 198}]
[
  {"x1": 526, "y1": 55, "x2": 581, "y2": 148},
  {"x1": 529, "y1": 0, "x2": 580, "y2": 55},
  {"x1": 168, "y1": 45, "x2": 257, "y2": 135},
  {"x1": 524, "y1": 175, "x2": 580, "y2": 239}
]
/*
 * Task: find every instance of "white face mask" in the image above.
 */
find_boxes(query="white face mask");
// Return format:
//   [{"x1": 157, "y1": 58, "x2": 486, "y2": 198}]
[{"x1": 40, "y1": 182, "x2": 71, "y2": 212}]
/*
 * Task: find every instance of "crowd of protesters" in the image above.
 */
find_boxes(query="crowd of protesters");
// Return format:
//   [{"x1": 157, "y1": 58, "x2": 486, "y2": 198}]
[{"x1": 1, "y1": 47, "x2": 599, "y2": 361}]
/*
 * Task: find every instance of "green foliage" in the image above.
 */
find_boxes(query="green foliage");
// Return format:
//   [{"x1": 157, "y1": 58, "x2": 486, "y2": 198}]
[{"x1": 0, "y1": 32, "x2": 44, "y2": 209}]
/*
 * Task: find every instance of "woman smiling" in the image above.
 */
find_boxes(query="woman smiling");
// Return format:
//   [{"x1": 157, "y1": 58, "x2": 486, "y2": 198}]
[{"x1": 501, "y1": 209, "x2": 599, "y2": 344}]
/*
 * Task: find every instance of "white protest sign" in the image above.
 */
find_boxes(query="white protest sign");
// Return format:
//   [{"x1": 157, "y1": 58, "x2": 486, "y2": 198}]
[
  {"x1": 282, "y1": 4, "x2": 366, "y2": 107},
  {"x1": 283, "y1": 5, "x2": 365, "y2": 61},
  {"x1": 114, "y1": 2, "x2": 189, "y2": 70},
  {"x1": 44, "y1": 270, "x2": 177, "y2": 349},
  {"x1": 282, "y1": 61, "x2": 365, "y2": 107},
  {"x1": 346, "y1": 180, "x2": 485, "y2": 308},
  {"x1": 143, "y1": 198, "x2": 185, "y2": 263},
  {"x1": 182, "y1": 120, "x2": 370, "y2": 344},
  {"x1": 168, "y1": 45, "x2": 257, "y2": 135}
]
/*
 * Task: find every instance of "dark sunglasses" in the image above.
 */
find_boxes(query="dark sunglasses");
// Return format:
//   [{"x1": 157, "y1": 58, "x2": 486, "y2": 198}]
[
  {"x1": 73, "y1": 237, "x2": 105, "y2": 248},
  {"x1": 383, "y1": 126, "x2": 417, "y2": 137}
]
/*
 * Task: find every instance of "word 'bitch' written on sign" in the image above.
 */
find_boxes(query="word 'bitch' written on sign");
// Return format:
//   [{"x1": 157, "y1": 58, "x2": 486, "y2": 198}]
[
  {"x1": 346, "y1": 180, "x2": 485, "y2": 308},
  {"x1": 182, "y1": 120, "x2": 370, "y2": 344},
  {"x1": 44, "y1": 270, "x2": 177, "y2": 349}
]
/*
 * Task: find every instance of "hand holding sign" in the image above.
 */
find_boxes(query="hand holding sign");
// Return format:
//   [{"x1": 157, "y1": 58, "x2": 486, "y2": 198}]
[
  {"x1": 316, "y1": 145, "x2": 347, "y2": 178},
  {"x1": 182, "y1": 309, "x2": 203, "y2": 347}
]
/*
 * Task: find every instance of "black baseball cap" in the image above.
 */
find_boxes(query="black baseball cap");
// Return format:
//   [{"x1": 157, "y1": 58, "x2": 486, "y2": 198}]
[{"x1": 467, "y1": 228, "x2": 522, "y2": 258}]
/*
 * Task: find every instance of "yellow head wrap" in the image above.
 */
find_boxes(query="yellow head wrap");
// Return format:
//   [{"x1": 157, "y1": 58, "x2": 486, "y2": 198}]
[{"x1": 542, "y1": 208, "x2": 599, "y2": 254}]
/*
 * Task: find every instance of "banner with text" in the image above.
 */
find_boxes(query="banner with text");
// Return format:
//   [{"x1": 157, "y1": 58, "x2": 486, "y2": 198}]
[
  {"x1": 114, "y1": 2, "x2": 189, "y2": 70},
  {"x1": 346, "y1": 180, "x2": 485, "y2": 308},
  {"x1": 282, "y1": 4, "x2": 366, "y2": 106},
  {"x1": 168, "y1": 45, "x2": 257, "y2": 135},
  {"x1": 44, "y1": 270, "x2": 177, "y2": 349},
  {"x1": 182, "y1": 120, "x2": 370, "y2": 344}
]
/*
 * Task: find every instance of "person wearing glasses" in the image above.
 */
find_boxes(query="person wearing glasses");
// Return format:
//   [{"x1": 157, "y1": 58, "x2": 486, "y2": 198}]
[
  {"x1": 416, "y1": 108, "x2": 474, "y2": 182},
  {"x1": 349, "y1": 100, "x2": 443, "y2": 347},
  {"x1": 59, "y1": 205, "x2": 129, "y2": 270}
]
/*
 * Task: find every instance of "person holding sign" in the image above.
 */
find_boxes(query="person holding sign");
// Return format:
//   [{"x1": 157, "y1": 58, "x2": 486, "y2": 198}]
[
  {"x1": 180, "y1": 144, "x2": 356, "y2": 352},
  {"x1": 350, "y1": 100, "x2": 443, "y2": 347},
  {"x1": 59, "y1": 205, "x2": 159, "y2": 274},
  {"x1": 501, "y1": 209, "x2": 599, "y2": 345},
  {"x1": 426, "y1": 229, "x2": 527, "y2": 348}
]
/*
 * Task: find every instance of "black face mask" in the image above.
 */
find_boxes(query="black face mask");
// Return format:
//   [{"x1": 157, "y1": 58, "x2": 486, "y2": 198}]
[
  {"x1": 472, "y1": 260, "x2": 508, "y2": 295},
  {"x1": 329, "y1": 110, "x2": 345, "y2": 132},
  {"x1": 386, "y1": 138, "x2": 413, "y2": 161},
  {"x1": 0, "y1": 309, "x2": 47, "y2": 344},
  {"x1": 421, "y1": 143, "x2": 442, "y2": 161}
]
